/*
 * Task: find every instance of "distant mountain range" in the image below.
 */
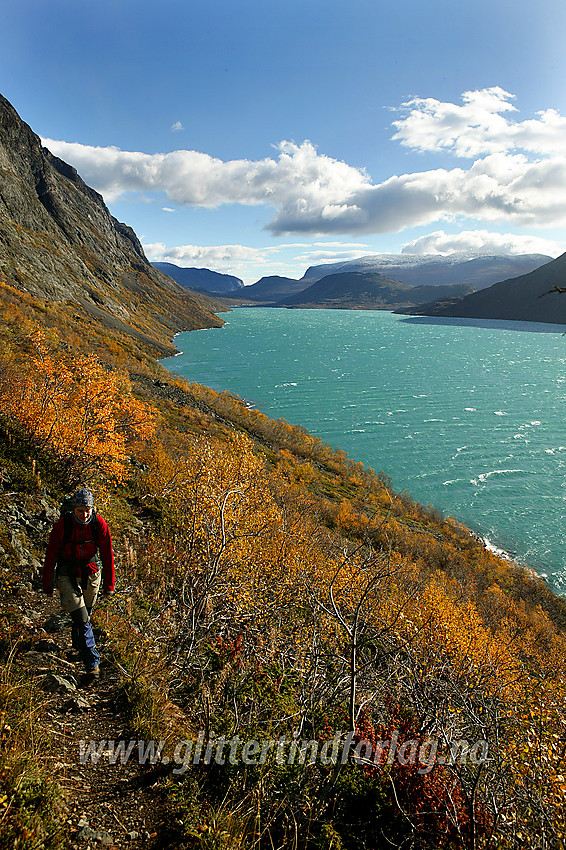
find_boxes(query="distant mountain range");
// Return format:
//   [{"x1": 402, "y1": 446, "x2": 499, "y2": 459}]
[
  {"x1": 277, "y1": 271, "x2": 475, "y2": 310},
  {"x1": 409, "y1": 253, "x2": 566, "y2": 325},
  {"x1": 226, "y1": 253, "x2": 553, "y2": 312},
  {"x1": 300, "y1": 252, "x2": 553, "y2": 290},
  {"x1": 235, "y1": 275, "x2": 307, "y2": 302},
  {"x1": 152, "y1": 262, "x2": 244, "y2": 294}
]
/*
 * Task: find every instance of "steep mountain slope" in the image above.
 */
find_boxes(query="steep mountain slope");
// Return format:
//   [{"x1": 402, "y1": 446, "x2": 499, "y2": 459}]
[
  {"x1": 0, "y1": 93, "x2": 224, "y2": 352},
  {"x1": 3, "y1": 313, "x2": 566, "y2": 849},
  {"x1": 413, "y1": 252, "x2": 566, "y2": 324},
  {"x1": 152, "y1": 262, "x2": 244, "y2": 293},
  {"x1": 301, "y1": 252, "x2": 552, "y2": 289},
  {"x1": 277, "y1": 270, "x2": 474, "y2": 309}
]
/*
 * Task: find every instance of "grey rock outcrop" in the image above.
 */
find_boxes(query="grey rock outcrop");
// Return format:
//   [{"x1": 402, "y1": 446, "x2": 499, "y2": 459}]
[{"x1": 0, "y1": 93, "x2": 224, "y2": 350}]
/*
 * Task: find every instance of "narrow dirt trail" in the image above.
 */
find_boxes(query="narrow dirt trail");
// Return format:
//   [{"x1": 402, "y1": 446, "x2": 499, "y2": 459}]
[
  {"x1": 16, "y1": 587, "x2": 186, "y2": 850},
  {"x1": 0, "y1": 477, "x2": 191, "y2": 848}
]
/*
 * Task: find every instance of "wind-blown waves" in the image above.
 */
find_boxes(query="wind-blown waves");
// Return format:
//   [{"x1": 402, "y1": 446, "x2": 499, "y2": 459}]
[{"x1": 164, "y1": 309, "x2": 566, "y2": 590}]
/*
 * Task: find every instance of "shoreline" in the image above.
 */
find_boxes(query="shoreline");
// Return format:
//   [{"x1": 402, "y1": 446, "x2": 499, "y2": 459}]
[{"x1": 161, "y1": 313, "x2": 560, "y2": 591}]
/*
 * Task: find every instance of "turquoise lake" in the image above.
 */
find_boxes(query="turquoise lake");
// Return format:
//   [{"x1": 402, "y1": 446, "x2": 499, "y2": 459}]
[{"x1": 162, "y1": 308, "x2": 566, "y2": 592}]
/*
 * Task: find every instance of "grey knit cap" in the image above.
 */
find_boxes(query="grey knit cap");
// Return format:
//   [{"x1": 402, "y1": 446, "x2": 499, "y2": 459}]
[{"x1": 72, "y1": 488, "x2": 94, "y2": 508}]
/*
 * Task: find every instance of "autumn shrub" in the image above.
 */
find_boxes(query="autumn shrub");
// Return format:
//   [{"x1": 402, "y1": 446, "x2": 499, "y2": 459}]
[{"x1": 0, "y1": 328, "x2": 156, "y2": 482}]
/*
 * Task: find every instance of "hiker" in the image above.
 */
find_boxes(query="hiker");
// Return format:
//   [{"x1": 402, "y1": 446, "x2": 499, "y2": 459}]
[{"x1": 42, "y1": 488, "x2": 115, "y2": 683}]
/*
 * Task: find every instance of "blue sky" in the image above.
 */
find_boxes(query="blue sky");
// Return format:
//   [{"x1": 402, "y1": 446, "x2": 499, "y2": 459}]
[{"x1": 3, "y1": 0, "x2": 566, "y2": 283}]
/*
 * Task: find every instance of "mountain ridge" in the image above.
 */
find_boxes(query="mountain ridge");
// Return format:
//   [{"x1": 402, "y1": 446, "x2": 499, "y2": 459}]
[
  {"x1": 218, "y1": 253, "x2": 554, "y2": 307},
  {"x1": 152, "y1": 262, "x2": 244, "y2": 293},
  {"x1": 0, "y1": 93, "x2": 225, "y2": 353},
  {"x1": 228, "y1": 274, "x2": 305, "y2": 302},
  {"x1": 301, "y1": 252, "x2": 553, "y2": 290},
  {"x1": 410, "y1": 252, "x2": 566, "y2": 324},
  {"x1": 276, "y1": 271, "x2": 475, "y2": 310}
]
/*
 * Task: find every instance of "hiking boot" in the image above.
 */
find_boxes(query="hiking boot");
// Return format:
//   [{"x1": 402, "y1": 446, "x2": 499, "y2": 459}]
[{"x1": 80, "y1": 665, "x2": 100, "y2": 687}]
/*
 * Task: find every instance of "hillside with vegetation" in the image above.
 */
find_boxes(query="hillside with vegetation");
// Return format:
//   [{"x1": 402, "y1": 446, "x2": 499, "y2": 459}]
[
  {"x1": 410, "y1": 252, "x2": 566, "y2": 325},
  {"x1": 2, "y1": 284, "x2": 566, "y2": 850},
  {"x1": 276, "y1": 271, "x2": 474, "y2": 310},
  {"x1": 1, "y1": 92, "x2": 566, "y2": 850}
]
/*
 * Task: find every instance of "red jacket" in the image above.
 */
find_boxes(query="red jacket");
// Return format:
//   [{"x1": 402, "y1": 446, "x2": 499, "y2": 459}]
[{"x1": 43, "y1": 513, "x2": 115, "y2": 595}]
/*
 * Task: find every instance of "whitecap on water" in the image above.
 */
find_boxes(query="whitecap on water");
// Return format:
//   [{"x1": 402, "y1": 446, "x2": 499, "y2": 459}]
[
  {"x1": 483, "y1": 537, "x2": 516, "y2": 562},
  {"x1": 471, "y1": 469, "x2": 524, "y2": 486}
]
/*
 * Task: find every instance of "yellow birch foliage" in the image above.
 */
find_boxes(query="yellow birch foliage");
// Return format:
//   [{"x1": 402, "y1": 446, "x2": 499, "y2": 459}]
[
  {"x1": 0, "y1": 328, "x2": 155, "y2": 480},
  {"x1": 138, "y1": 430, "x2": 345, "y2": 663},
  {"x1": 388, "y1": 571, "x2": 525, "y2": 702}
]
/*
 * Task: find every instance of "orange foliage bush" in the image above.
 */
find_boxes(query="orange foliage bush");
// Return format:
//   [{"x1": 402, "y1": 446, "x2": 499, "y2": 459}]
[{"x1": 0, "y1": 328, "x2": 155, "y2": 481}]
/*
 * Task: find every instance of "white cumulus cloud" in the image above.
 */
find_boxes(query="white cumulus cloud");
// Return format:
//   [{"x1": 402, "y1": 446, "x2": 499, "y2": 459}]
[
  {"x1": 43, "y1": 137, "x2": 369, "y2": 210},
  {"x1": 144, "y1": 242, "x2": 269, "y2": 268},
  {"x1": 170, "y1": 121, "x2": 184, "y2": 132},
  {"x1": 401, "y1": 230, "x2": 562, "y2": 257},
  {"x1": 144, "y1": 243, "x2": 285, "y2": 282},
  {"x1": 392, "y1": 87, "x2": 566, "y2": 157},
  {"x1": 42, "y1": 88, "x2": 566, "y2": 236}
]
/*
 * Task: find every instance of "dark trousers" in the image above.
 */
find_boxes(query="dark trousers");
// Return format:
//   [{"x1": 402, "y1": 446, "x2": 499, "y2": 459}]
[{"x1": 57, "y1": 569, "x2": 101, "y2": 671}]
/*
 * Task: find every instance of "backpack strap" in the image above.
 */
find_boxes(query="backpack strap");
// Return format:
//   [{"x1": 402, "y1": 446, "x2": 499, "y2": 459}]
[
  {"x1": 91, "y1": 510, "x2": 100, "y2": 542},
  {"x1": 61, "y1": 511, "x2": 74, "y2": 551}
]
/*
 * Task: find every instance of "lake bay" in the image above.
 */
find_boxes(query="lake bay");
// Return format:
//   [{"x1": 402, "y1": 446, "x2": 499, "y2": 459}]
[{"x1": 162, "y1": 308, "x2": 566, "y2": 592}]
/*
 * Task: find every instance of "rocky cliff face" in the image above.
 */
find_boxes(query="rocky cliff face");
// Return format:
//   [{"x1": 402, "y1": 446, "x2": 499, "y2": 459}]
[{"x1": 0, "y1": 93, "x2": 223, "y2": 349}]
